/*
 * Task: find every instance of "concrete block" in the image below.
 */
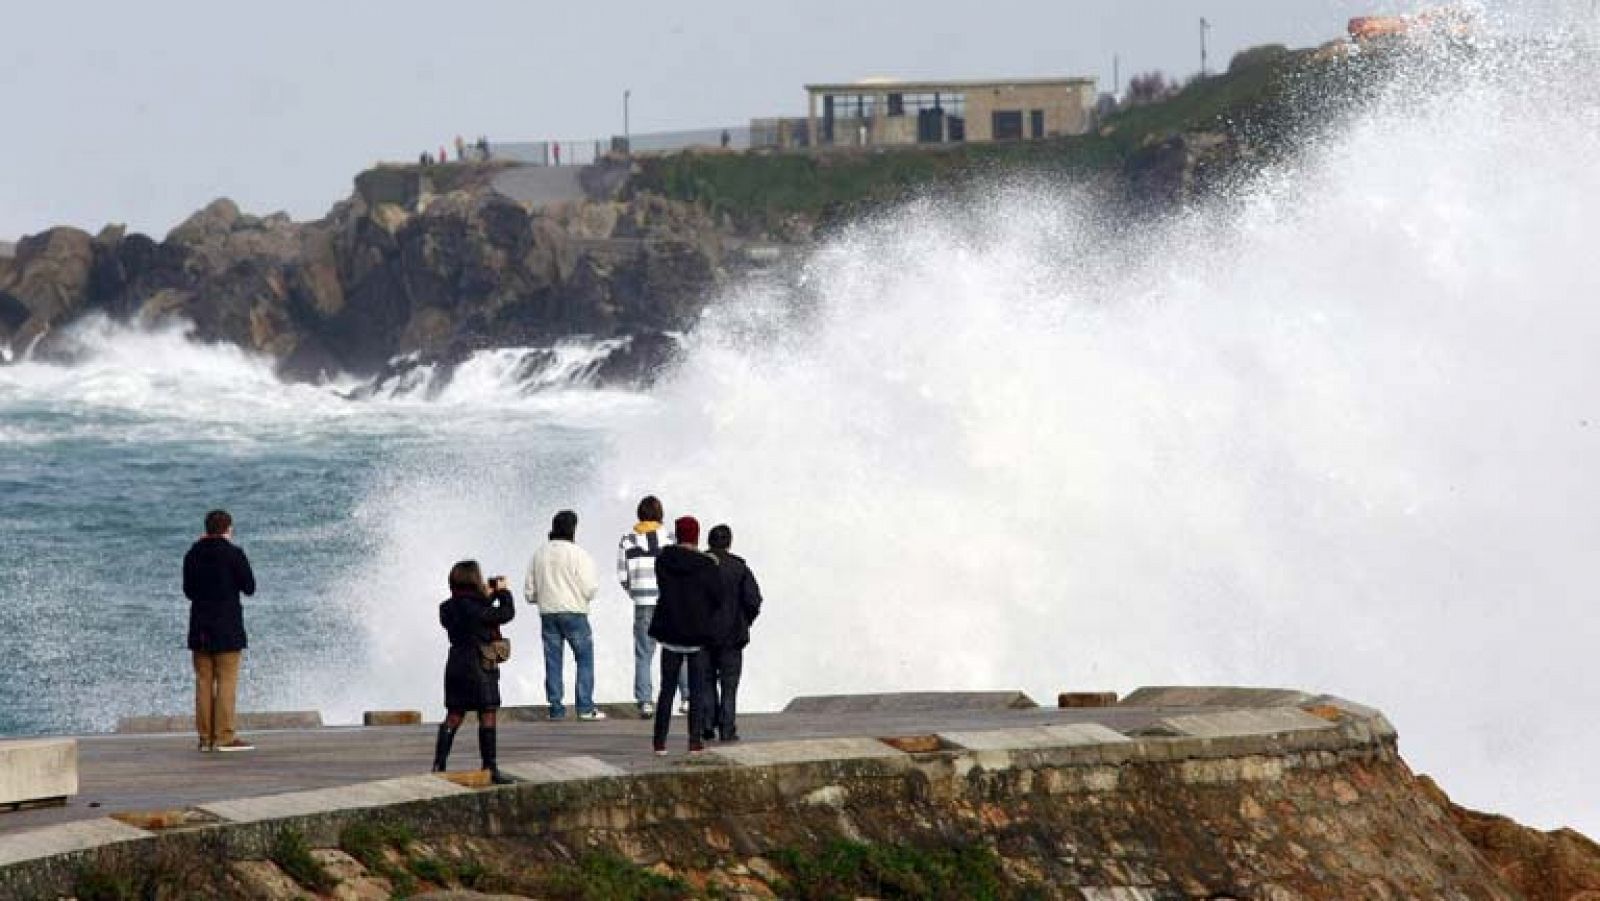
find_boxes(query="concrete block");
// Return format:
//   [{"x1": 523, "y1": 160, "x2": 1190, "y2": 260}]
[
  {"x1": 783, "y1": 691, "x2": 1037, "y2": 714},
  {"x1": 1153, "y1": 708, "x2": 1338, "y2": 739},
  {"x1": 198, "y1": 775, "x2": 468, "y2": 823},
  {"x1": 115, "y1": 711, "x2": 322, "y2": 734},
  {"x1": 1059, "y1": 692, "x2": 1120, "y2": 708},
  {"x1": 0, "y1": 738, "x2": 77, "y2": 807},
  {"x1": 0, "y1": 818, "x2": 150, "y2": 867},
  {"x1": 363, "y1": 710, "x2": 423, "y2": 726},
  {"x1": 1119, "y1": 686, "x2": 1314, "y2": 709},
  {"x1": 500, "y1": 756, "x2": 625, "y2": 784},
  {"x1": 708, "y1": 737, "x2": 908, "y2": 767},
  {"x1": 939, "y1": 723, "x2": 1131, "y2": 752}
]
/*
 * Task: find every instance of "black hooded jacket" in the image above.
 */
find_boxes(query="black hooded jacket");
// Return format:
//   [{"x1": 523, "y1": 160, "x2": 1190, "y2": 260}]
[
  {"x1": 708, "y1": 549, "x2": 763, "y2": 649},
  {"x1": 649, "y1": 545, "x2": 722, "y2": 647},
  {"x1": 183, "y1": 535, "x2": 257, "y2": 653}
]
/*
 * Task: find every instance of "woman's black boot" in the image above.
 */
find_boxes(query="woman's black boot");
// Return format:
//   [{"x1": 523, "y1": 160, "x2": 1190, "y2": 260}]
[
  {"x1": 480, "y1": 726, "x2": 514, "y2": 784},
  {"x1": 431, "y1": 723, "x2": 457, "y2": 772}
]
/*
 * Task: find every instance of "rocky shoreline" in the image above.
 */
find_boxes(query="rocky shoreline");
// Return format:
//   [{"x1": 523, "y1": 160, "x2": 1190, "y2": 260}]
[{"x1": 0, "y1": 162, "x2": 739, "y2": 389}]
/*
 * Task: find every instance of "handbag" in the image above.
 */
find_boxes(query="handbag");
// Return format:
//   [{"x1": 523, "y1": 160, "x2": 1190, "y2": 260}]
[{"x1": 480, "y1": 638, "x2": 511, "y2": 671}]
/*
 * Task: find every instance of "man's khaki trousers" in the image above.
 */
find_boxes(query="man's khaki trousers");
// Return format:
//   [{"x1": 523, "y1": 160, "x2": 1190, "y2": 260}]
[{"x1": 192, "y1": 651, "x2": 242, "y2": 746}]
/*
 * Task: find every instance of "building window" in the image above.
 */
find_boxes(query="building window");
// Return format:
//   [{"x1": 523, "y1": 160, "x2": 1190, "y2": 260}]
[
  {"x1": 1030, "y1": 109, "x2": 1045, "y2": 139},
  {"x1": 992, "y1": 110, "x2": 1024, "y2": 141}
]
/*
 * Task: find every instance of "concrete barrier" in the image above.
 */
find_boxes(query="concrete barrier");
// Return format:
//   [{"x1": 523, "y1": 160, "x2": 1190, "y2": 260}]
[
  {"x1": 115, "y1": 711, "x2": 323, "y2": 734},
  {"x1": 1059, "y1": 692, "x2": 1120, "y2": 708},
  {"x1": 0, "y1": 739, "x2": 77, "y2": 809},
  {"x1": 1119, "y1": 686, "x2": 1314, "y2": 709},
  {"x1": 784, "y1": 691, "x2": 1038, "y2": 714}
]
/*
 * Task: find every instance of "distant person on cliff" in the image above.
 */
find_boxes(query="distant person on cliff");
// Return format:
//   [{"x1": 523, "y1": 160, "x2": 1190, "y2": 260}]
[
  {"x1": 649, "y1": 516, "x2": 721, "y2": 755},
  {"x1": 454, "y1": 134, "x2": 466, "y2": 162},
  {"x1": 701, "y1": 524, "x2": 762, "y2": 743},
  {"x1": 183, "y1": 509, "x2": 257, "y2": 754},
  {"x1": 525, "y1": 510, "x2": 604, "y2": 720},
  {"x1": 618, "y1": 495, "x2": 687, "y2": 718},
  {"x1": 434, "y1": 561, "x2": 516, "y2": 784},
  {"x1": 553, "y1": 142, "x2": 561, "y2": 166}
]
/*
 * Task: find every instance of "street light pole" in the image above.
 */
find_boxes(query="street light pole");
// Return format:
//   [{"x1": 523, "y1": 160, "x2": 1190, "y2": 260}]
[
  {"x1": 1200, "y1": 17, "x2": 1211, "y2": 78},
  {"x1": 623, "y1": 89, "x2": 632, "y2": 158}
]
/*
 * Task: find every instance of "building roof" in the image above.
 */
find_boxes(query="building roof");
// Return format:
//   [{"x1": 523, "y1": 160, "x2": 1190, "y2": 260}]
[{"x1": 806, "y1": 76, "x2": 1096, "y2": 93}]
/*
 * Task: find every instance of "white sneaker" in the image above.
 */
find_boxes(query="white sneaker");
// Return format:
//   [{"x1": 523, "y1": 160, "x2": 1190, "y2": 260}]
[
  {"x1": 639, "y1": 702, "x2": 655, "y2": 718},
  {"x1": 577, "y1": 709, "x2": 608, "y2": 721},
  {"x1": 678, "y1": 702, "x2": 689, "y2": 715}
]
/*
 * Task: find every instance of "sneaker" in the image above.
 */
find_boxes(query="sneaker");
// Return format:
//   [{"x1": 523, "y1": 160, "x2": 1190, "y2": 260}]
[
  {"x1": 638, "y1": 702, "x2": 655, "y2": 719},
  {"x1": 198, "y1": 741, "x2": 214, "y2": 753},
  {"x1": 215, "y1": 739, "x2": 255, "y2": 753},
  {"x1": 652, "y1": 742, "x2": 668, "y2": 757},
  {"x1": 547, "y1": 709, "x2": 567, "y2": 721},
  {"x1": 577, "y1": 709, "x2": 608, "y2": 721},
  {"x1": 688, "y1": 741, "x2": 706, "y2": 755},
  {"x1": 700, "y1": 729, "x2": 717, "y2": 742},
  {"x1": 678, "y1": 702, "x2": 690, "y2": 715}
]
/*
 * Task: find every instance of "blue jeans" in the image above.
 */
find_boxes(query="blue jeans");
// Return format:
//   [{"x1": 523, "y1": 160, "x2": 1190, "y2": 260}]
[
  {"x1": 633, "y1": 606, "x2": 687, "y2": 707},
  {"x1": 541, "y1": 613, "x2": 595, "y2": 716}
]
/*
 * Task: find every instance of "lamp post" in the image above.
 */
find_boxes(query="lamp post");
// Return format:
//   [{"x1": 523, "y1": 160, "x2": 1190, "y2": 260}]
[
  {"x1": 623, "y1": 89, "x2": 632, "y2": 158},
  {"x1": 1200, "y1": 17, "x2": 1212, "y2": 78}
]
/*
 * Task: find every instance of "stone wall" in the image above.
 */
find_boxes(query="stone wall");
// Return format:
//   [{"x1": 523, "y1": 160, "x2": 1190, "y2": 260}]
[{"x1": 0, "y1": 699, "x2": 1538, "y2": 900}]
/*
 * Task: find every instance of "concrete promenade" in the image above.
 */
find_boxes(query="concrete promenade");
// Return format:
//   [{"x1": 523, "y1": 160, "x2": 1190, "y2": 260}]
[{"x1": 2, "y1": 697, "x2": 1182, "y2": 836}]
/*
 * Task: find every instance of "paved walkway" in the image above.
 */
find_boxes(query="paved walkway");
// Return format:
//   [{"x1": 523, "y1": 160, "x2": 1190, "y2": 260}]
[{"x1": 0, "y1": 703, "x2": 1180, "y2": 836}]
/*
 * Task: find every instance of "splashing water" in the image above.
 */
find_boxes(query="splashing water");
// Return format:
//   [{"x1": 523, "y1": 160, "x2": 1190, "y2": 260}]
[{"x1": 2, "y1": 11, "x2": 1597, "y2": 836}]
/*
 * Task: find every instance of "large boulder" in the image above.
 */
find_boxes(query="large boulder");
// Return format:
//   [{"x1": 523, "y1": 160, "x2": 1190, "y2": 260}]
[{"x1": 0, "y1": 227, "x2": 96, "y2": 353}]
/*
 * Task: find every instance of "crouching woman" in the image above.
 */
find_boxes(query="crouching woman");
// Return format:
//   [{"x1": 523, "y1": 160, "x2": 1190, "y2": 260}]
[{"x1": 434, "y1": 560, "x2": 516, "y2": 783}]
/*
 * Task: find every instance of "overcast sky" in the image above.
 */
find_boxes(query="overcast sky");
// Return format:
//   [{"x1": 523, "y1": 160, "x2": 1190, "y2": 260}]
[{"x1": 1, "y1": 0, "x2": 1419, "y2": 239}]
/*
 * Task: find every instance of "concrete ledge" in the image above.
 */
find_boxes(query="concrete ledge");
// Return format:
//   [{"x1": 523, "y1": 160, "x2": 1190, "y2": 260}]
[
  {"x1": 708, "y1": 737, "x2": 909, "y2": 767},
  {"x1": 0, "y1": 818, "x2": 150, "y2": 868},
  {"x1": 1119, "y1": 686, "x2": 1314, "y2": 709},
  {"x1": 115, "y1": 711, "x2": 323, "y2": 734},
  {"x1": 0, "y1": 739, "x2": 77, "y2": 808},
  {"x1": 939, "y1": 723, "x2": 1131, "y2": 752},
  {"x1": 362, "y1": 711, "x2": 422, "y2": 727},
  {"x1": 500, "y1": 756, "x2": 626, "y2": 785},
  {"x1": 1141, "y1": 707, "x2": 1339, "y2": 739},
  {"x1": 198, "y1": 775, "x2": 469, "y2": 823},
  {"x1": 783, "y1": 691, "x2": 1037, "y2": 714}
]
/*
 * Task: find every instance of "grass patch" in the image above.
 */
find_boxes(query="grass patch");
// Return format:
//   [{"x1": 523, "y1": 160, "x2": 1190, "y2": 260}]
[
  {"x1": 409, "y1": 854, "x2": 456, "y2": 886},
  {"x1": 270, "y1": 827, "x2": 336, "y2": 893},
  {"x1": 773, "y1": 839, "x2": 1016, "y2": 901},
  {"x1": 339, "y1": 820, "x2": 419, "y2": 894},
  {"x1": 72, "y1": 867, "x2": 142, "y2": 901},
  {"x1": 533, "y1": 850, "x2": 692, "y2": 901}
]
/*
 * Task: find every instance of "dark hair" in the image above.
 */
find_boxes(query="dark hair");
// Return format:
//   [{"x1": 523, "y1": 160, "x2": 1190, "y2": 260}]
[
  {"x1": 204, "y1": 510, "x2": 233, "y2": 536},
  {"x1": 448, "y1": 560, "x2": 488, "y2": 597},
  {"x1": 549, "y1": 509, "x2": 578, "y2": 541},
  {"x1": 637, "y1": 496, "x2": 663, "y2": 523},
  {"x1": 708, "y1": 524, "x2": 733, "y2": 551}
]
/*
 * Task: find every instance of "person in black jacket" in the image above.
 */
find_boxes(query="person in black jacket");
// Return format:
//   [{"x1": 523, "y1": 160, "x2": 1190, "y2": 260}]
[
  {"x1": 435, "y1": 560, "x2": 517, "y2": 784},
  {"x1": 701, "y1": 524, "x2": 763, "y2": 743},
  {"x1": 183, "y1": 509, "x2": 257, "y2": 753},
  {"x1": 648, "y1": 515, "x2": 722, "y2": 755}
]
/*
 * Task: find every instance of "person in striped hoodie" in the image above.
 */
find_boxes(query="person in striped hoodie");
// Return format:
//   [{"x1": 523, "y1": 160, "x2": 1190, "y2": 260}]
[{"x1": 619, "y1": 496, "x2": 686, "y2": 717}]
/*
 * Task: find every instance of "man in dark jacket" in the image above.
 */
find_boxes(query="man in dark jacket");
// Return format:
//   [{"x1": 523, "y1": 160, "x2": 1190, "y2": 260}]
[
  {"x1": 701, "y1": 524, "x2": 762, "y2": 743},
  {"x1": 183, "y1": 509, "x2": 257, "y2": 753},
  {"x1": 648, "y1": 515, "x2": 722, "y2": 754}
]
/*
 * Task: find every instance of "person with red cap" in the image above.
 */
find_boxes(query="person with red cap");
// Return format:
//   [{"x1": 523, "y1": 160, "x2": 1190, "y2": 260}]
[{"x1": 647, "y1": 515, "x2": 723, "y2": 754}]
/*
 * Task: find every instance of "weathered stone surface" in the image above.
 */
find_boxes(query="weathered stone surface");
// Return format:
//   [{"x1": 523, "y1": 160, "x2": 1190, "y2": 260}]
[
  {"x1": 198, "y1": 775, "x2": 469, "y2": 823},
  {"x1": 0, "y1": 739, "x2": 76, "y2": 808},
  {"x1": 362, "y1": 710, "x2": 423, "y2": 727},
  {"x1": 115, "y1": 710, "x2": 323, "y2": 734},
  {"x1": 707, "y1": 737, "x2": 908, "y2": 767},
  {"x1": 499, "y1": 756, "x2": 625, "y2": 784},
  {"x1": 1421, "y1": 774, "x2": 1600, "y2": 901},
  {"x1": 1120, "y1": 686, "x2": 1315, "y2": 708},
  {"x1": 1144, "y1": 707, "x2": 1337, "y2": 739},
  {"x1": 940, "y1": 723, "x2": 1131, "y2": 751},
  {"x1": 0, "y1": 818, "x2": 148, "y2": 867},
  {"x1": 784, "y1": 691, "x2": 1038, "y2": 714}
]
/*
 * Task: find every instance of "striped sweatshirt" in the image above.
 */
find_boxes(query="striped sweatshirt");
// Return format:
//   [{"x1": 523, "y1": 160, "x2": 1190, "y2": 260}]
[{"x1": 618, "y1": 522, "x2": 672, "y2": 606}]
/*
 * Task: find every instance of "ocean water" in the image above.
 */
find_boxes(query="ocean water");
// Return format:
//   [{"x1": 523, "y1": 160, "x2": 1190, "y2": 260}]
[{"x1": 3, "y1": 12, "x2": 1599, "y2": 836}]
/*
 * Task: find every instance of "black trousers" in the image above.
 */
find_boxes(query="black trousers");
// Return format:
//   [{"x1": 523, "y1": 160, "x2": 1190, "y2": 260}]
[
  {"x1": 653, "y1": 648, "x2": 708, "y2": 747},
  {"x1": 703, "y1": 645, "x2": 744, "y2": 740}
]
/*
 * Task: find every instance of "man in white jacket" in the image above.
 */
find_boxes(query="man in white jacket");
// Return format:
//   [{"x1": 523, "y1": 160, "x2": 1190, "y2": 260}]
[{"x1": 524, "y1": 509, "x2": 603, "y2": 720}]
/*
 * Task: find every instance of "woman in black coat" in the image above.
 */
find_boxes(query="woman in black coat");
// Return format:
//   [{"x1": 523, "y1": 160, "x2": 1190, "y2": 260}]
[{"x1": 434, "y1": 560, "x2": 516, "y2": 783}]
